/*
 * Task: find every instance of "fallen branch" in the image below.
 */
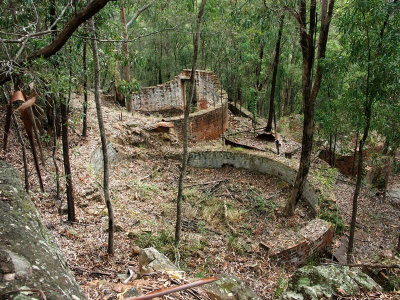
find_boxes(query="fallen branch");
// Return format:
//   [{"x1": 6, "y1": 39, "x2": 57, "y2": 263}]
[
  {"x1": 126, "y1": 277, "x2": 218, "y2": 300},
  {"x1": 323, "y1": 262, "x2": 400, "y2": 269},
  {"x1": 70, "y1": 266, "x2": 114, "y2": 277},
  {"x1": 187, "y1": 179, "x2": 228, "y2": 187},
  {"x1": 344, "y1": 263, "x2": 400, "y2": 269},
  {"x1": 122, "y1": 267, "x2": 135, "y2": 284}
]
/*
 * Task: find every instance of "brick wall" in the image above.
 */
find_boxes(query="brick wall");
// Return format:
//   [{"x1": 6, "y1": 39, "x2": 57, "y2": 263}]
[
  {"x1": 169, "y1": 100, "x2": 229, "y2": 140},
  {"x1": 190, "y1": 101, "x2": 229, "y2": 140},
  {"x1": 131, "y1": 77, "x2": 183, "y2": 112},
  {"x1": 131, "y1": 70, "x2": 224, "y2": 112},
  {"x1": 269, "y1": 219, "x2": 334, "y2": 266}
]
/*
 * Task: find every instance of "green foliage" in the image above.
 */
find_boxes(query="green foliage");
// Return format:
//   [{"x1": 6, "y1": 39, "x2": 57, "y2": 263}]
[
  {"x1": 226, "y1": 234, "x2": 249, "y2": 255},
  {"x1": 246, "y1": 188, "x2": 278, "y2": 216},
  {"x1": 275, "y1": 270, "x2": 288, "y2": 298},
  {"x1": 384, "y1": 274, "x2": 400, "y2": 291},
  {"x1": 314, "y1": 165, "x2": 347, "y2": 235},
  {"x1": 130, "y1": 180, "x2": 160, "y2": 200},
  {"x1": 314, "y1": 166, "x2": 338, "y2": 195},
  {"x1": 319, "y1": 210, "x2": 347, "y2": 235},
  {"x1": 394, "y1": 160, "x2": 400, "y2": 174},
  {"x1": 136, "y1": 229, "x2": 174, "y2": 249},
  {"x1": 117, "y1": 79, "x2": 140, "y2": 96}
]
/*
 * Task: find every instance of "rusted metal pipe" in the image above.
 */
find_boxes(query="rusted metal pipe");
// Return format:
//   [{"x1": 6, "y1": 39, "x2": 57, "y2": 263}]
[{"x1": 126, "y1": 277, "x2": 218, "y2": 300}]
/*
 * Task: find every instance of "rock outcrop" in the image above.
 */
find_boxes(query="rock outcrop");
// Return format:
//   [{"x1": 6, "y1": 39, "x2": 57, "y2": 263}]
[
  {"x1": 203, "y1": 275, "x2": 261, "y2": 300},
  {"x1": 281, "y1": 265, "x2": 381, "y2": 300},
  {"x1": 138, "y1": 247, "x2": 179, "y2": 276},
  {"x1": 0, "y1": 160, "x2": 86, "y2": 300},
  {"x1": 90, "y1": 141, "x2": 126, "y2": 172}
]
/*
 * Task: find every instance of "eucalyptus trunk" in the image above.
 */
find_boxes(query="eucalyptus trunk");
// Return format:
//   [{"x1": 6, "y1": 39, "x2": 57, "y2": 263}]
[
  {"x1": 284, "y1": 0, "x2": 335, "y2": 216},
  {"x1": 347, "y1": 48, "x2": 372, "y2": 263},
  {"x1": 266, "y1": 14, "x2": 285, "y2": 132},
  {"x1": 52, "y1": 99, "x2": 60, "y2": 203},
  {"x1": 60, "y1": 98, "x2": 75, "y2": 222},
  {"x1": 120, "y1": 0, "x2": 132, "y2": 112},
  {"x1": 82, "y1": 40, "x2": 88, "y2": 137},
  {"x1": 175, "y1": 0, "x2": 207, "y2": 246},
  {"x1": 91, "y1": 17, "x2": 114, "y2": 255}
]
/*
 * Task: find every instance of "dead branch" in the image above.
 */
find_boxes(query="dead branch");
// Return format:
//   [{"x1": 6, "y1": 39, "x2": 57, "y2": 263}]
[
  {"x1": 187, "y1": 179, "x2": 228, "y2": 188},
  {"x1": 126, "y1": 277, "x2": 218, "y2": 300},
  {"x1": 322, "y1": 261, "x2": 400, "y2": 269},
  {"x1": 126, "y1": 2, "x2": 155, "y2": 28},
  {"x1": 70, "y1": 266, "x2": 115, "y2": 277},
  {"x1": 343, "y1": 263, "x2": 400, "y2": 269},
  {"x1": 122, "y1": 267, "x2": 135, "y2": 284}
]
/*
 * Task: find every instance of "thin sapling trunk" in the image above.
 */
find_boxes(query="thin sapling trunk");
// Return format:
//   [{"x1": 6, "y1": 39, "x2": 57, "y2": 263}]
[
  {"x1": 91, "y1": 16, "x2": 114, "y2": 255},
  {"x1": 82, "y1": 40, "x2": 88, "y2": 137},
  {"x1": 266, "y1": 14, "x2": 285, "y2": 133},
  {"x1": 175, "y1": 0, "x2": 207, "y2": 246}
]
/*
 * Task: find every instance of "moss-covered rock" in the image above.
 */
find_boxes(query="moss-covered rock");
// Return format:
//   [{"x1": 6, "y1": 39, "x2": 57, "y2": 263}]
[
  {"x1": 281, "y1": 265, "x2": 381, "y2": 300},
  {"x1": 203, "y1": 274, "x2": 261, "y2": 300},
  {"x1": 0, "y1": 160, "x2": 86, "y2": 299}
]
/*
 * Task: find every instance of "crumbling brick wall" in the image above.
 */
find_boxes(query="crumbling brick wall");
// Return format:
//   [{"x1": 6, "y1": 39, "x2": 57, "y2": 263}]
[
  {"x1": 269, "y1": 219, "x2": 334, "y2": 266},
  {"x1": 131, "y1": 77, "x2": 183, "y2": 112},
  {"x1": 131, "y1": 70, "x2": 224, "y2": 112},
  {"x1": 170, "y1": 100, "x2": 229, "y2": 140}
]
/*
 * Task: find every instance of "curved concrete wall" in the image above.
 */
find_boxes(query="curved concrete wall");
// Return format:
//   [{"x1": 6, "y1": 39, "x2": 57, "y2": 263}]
[{"x1": 188, "y1": 150, "x2": 319, "y2": 212}]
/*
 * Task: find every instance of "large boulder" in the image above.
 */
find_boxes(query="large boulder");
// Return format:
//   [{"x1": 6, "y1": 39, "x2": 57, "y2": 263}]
[
  {"x1": 90, "y1": 142, "x2": 126, "y2": 172},
  {"x1": 202, "y1": 274, "x2": 261, "y2": 300},
  {"x1": 0, "y1": 160, "x2": 86, "y2": 300},
  {"x1": 138, "y1": 247, "x2": 178, "y2": 276},
  {"x1": 281, "y1": 265, "x2": 381, "y2": 300}
]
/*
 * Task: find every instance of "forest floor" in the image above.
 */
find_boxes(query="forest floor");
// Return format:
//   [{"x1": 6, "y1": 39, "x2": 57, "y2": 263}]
[{"x1": 1, "y1": 93, "x2": 399, "y2": 299}]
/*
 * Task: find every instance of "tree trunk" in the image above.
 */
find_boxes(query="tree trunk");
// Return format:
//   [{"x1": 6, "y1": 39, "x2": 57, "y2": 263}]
[
  {"x1": 266, "y1": 14, "x2": 285, "y2": 132},
  {"x1": 2, "y1": 101, "x2": 12, "y2": 151},
  {"x1": 382, "y1": 138, "x2": 389, "y2": 155},
  {"x1": 175, "y1": 0, "x2": 207, "y2": 246},
  {"x1": 255, "y1": 37, "x2": 266, "y2": 91},
  {"x1": 91, "y1": 17, "x2": 114, "y2": 255},
  {"x1": 60, "y1": 98, "x2": 75, "y2": 222},
  {"x1": 158, "y1": 42, "x2": 163, "y2": 84},
  {"x1": 347, "y1": 48, "x2": 372, "y2": 263},
  {"x1": 82, "y1": 41, "x2": 88, "y2": 137},
  {"x1": 3, "y1": 90, "x2": 30, "y2": 192},
  {"x1": 333, "y1": 129, "x2": 337, "y2": 167},
  {"x1": 52, "y1": 99, "x2": 60, "y2": 204},
  {"x1": 284, "y1": 0, "x2": 335, "y2": 216},
  {"x1": 120, "y1": 0, "x2": 132, "y2": 111},
  {"x1": 12, "y1": 113, "x2": 29, "y2": 192},
  {"x1": 28, "y1": 107, "x2": 45, "y2": 166},
  {"x1": 352, "y1": 131, "x2": 359, "y2": 176},
  {"x1": 329, "y1": 134, "x2": 333, "y2": 165},
  {"x1": 347, "y1": 138, "x2": 365, "y2": 263}
]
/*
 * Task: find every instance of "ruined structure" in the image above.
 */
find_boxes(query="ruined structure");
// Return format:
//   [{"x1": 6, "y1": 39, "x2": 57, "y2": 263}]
[
  {"x1": 131, "y1": 69, "x2": 225, "y2": 112},
  {"x1": 131, "y1": 69, "x2": 229, "y2": 140}
]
